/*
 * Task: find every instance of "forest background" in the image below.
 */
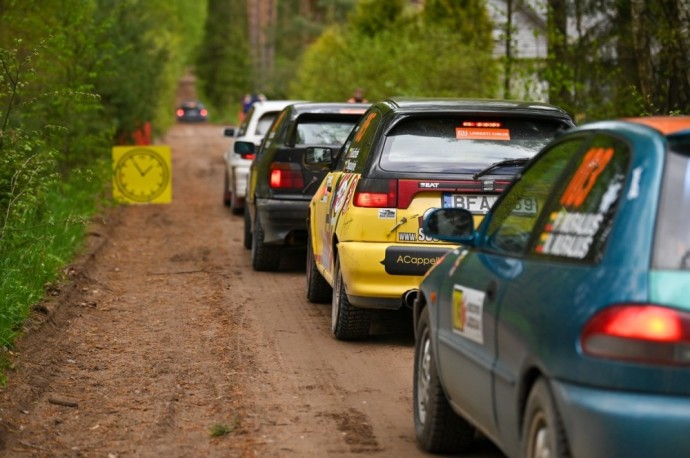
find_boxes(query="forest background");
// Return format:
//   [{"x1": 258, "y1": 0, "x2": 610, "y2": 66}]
[{"x1": 0, "y1": 0, "x2": 689, "y2": 380}]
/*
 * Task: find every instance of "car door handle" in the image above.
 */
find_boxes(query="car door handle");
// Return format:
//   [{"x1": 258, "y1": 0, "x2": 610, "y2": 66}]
[{"x1": 486, "y1": 280, "x2": 497, "y2": 302}]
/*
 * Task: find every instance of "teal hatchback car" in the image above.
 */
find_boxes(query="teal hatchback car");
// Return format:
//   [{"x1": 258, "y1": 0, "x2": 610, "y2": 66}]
[{"x1": 413, "y1": 117, "x2": 690, "y2": 458}]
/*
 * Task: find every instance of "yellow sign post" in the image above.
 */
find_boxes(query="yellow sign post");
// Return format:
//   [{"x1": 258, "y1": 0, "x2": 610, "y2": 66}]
[{"x1": 112, "y1": 146, "x2": 172, "y2": 204}]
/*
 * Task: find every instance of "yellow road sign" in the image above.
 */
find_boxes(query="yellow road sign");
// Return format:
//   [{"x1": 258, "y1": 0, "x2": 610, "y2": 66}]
[{"x1": 112, "y1": 146, "x2": 172, "y2": 204}]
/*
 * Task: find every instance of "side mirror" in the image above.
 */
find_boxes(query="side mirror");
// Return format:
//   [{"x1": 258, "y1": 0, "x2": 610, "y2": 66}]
[
  {"x1": 224, "y1": 127, "x2": 235, "y2": 137},
  {"x1": 304, "y1": 146, "x2": 333, "y2": 165},
  {"x1": 234, "y1": 141, "x2": 255, "y2": 157},
  {"x1": 423, "y1": 208, "x2": 475, "y2": 243}
]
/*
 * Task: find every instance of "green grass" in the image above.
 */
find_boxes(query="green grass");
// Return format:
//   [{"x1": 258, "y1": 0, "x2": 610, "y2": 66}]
[
  {"x1": 209, "y1": 417, "x2": 240, "y2": 437},
  {"x1": 0, "y1": 161, "x2": 110, "y2": 352}
]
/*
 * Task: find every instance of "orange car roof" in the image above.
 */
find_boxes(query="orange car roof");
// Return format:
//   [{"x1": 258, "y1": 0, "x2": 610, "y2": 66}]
[{"x1": 625, "y1": 116, "x2": 690, "y2": 135}]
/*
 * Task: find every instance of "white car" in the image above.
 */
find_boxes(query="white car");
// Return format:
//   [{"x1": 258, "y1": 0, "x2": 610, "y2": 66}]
[{"x1": 223, "y1": 100, "x2": 305, "y2": 214}]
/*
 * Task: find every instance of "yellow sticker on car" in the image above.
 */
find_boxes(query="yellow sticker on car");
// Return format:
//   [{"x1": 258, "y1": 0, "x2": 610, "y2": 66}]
[{"x1": 452, "y1": 285, "x2": 485, "y2": 344}]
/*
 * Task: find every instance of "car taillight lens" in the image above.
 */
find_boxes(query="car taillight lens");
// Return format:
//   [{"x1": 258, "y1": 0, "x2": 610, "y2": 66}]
[
  {"x1": 176, "y1": 109, "x2": 184, "y2": 117},
  {"x1": 269, "y1": 163, "x2": 304, "y2": 189},
  {"x1": 200, "y1": 109, "x2": 208, "y2": 116},
  {"x1": 581, "y1": 305, "x2": 690, "y2": 366},
  {"x1": 354, "y1": 179, "x2": 397, "y2": 208},
  {"x1": 241, "y1": 154, "x2": 256, "y2": 160}
]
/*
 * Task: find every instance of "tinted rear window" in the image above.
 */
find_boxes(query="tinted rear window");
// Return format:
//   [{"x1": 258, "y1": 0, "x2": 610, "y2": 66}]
[
  {"x1": 295, "y1": 119, "x2": 359, "y2": 145},
  {"x1": 379, "y1": 116, "x2": 568, "y2": 173},
  {"x1": 653, "y1": 137, "x2": 690, "y2": 270}
]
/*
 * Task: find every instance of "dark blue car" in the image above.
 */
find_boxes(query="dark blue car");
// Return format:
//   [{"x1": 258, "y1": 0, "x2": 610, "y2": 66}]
[{"x1": 413, "y1": 117, "x2": 690, "y2": 458}]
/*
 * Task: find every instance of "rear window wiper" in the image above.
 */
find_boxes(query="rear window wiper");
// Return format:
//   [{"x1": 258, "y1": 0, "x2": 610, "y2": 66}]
[{"x1": 472, "y1": 157, "x2": 531, "y2": 180}]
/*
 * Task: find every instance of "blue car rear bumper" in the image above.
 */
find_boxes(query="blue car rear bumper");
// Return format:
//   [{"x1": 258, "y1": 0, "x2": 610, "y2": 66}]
[{"x1": 552, "y1": 379, "x2": 690, "y2": 458}]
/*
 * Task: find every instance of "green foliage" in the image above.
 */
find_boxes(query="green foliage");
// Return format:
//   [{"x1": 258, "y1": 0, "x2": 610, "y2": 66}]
[
  {"x1": 347, "y1": 0, "x2": 405, "y2": 36},
  {"x1": 0, "y1": 163, "x2": 108, "y2": 348},
  {"x1": 422, "y1": 0, "x2": 493, "y2": 44},
  {"x1": 196, "y1": 0, "x2": 252, "y2": 122},
  {"x1": 246, "y1": 0, "x2": 357, "y2": 99},
  {"x1": 0, "y1": 0, "x2": 206, "y2": 362},
  {"x1": 540, "y1": 0, "x2": 690, "y2": 121},
  {"x1": 0, "y1": 40, "x2": 108, "y2": 349},
  {"x1": 290, "y1": 1, "x2": 499, "y2": 102},
  {"x1": 209, "y1": 418, "x2": 240, "y2": 437}
]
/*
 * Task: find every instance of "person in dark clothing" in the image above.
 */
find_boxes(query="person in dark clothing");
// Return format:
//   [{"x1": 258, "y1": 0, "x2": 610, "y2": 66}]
[{"x1": 347, "y1": 88, "x2": 368, "y2": 103}]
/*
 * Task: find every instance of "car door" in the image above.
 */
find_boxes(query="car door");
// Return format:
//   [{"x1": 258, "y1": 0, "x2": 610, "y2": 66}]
[
  {"x1": 247, "y1": 109, "x2": 289, "y2": 219},
  {"x1": 490, "y1": 133, "x2": 632, "y2": 449},
  {"x1": 437, "y1": 137, "x2": 587, "y2": 438},
  {"x1": 310, "y1": 109, "x2": 381, "y2": 280}
]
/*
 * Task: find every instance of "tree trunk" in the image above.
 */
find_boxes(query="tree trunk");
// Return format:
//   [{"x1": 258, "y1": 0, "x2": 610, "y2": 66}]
[
  {"x1": 547, "y1": 0, "x2": 570, "y2": 106},
  {"x1": 630, "y1": 0, "x2": 654, "y2": 105},
  {"x1": 503, "y1": 0, "x2": 513, "y2": 99}
]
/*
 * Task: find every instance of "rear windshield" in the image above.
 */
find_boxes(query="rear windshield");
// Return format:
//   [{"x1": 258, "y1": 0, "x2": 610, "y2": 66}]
[
  {"x1": 256, "y1": 112, "x2": 279, "y2": 136},
  {"x1": 295, "y1": 119, "x2": 359, "y2": 145},
  {"x1": 653, "y1": 137, "x2": 690, "y2": 270},
  {"x1": 379, "y1": 116, "x2": 569, "y2": 173}
]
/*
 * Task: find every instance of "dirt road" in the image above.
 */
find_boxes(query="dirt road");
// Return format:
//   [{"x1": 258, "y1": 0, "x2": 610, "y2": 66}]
[{"x1": 0, "y1": 122, "x2": 503, "y2": 457}]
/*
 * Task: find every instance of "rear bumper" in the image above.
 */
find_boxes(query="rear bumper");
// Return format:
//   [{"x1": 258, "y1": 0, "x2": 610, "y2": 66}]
[
  {"x1": 231, "y1": 165, "x2": 250, "y2": 198},
  {"x1": 552, "y1": 379, "x2": 690, "y2": 458},
  {"x1": 256, "y1": 198, "x2": 309, "y2": 245},
  {"x1": 337, "y1": 241, "x2": 453, "y2": 310}
]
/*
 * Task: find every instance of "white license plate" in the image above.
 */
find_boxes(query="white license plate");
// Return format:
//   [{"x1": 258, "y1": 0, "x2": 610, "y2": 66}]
[{"x1": 443, "y1": 194, "x2": 537, "y2": 215}]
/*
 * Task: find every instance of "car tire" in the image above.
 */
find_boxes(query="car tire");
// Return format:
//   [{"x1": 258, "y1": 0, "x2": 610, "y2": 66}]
[
  {"x1": 251, "y1": 215, "x2": 281, "y2": 271},
  {"x1": 522, "y1": 378, "x2": 570, "y2": 458},
  {"x1": 413, "y1": 306, "x2": 475, "y2": 453},
  {"x1": 223, "y1": 172, "x2": 232, "y2": 207},
  {"x1": 331, "y1": 255, "x2": 370, "y2": 340},
  {"x1": 229, "y1": 171, "x2": 243, "y2": 215},
  {"x1": 306, "y1": 228, "x2": 331, "y2": 303},
  {"x1": 230, "y1": 193, "x2": 243, "y2": 215},
  {"x1": 243, "y1": 206, "x2": 252, "y2": 250}
]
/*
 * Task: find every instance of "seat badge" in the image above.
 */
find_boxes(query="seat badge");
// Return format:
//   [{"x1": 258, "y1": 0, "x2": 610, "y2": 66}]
[{"x1": 482, "y1": 180, "x2": 495, "y2": 192}]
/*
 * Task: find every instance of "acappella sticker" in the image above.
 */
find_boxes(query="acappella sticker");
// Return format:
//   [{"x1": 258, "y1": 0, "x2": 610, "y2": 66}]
[{"x1": 381, "y1": 246, "x2": 451, "y2": 275}]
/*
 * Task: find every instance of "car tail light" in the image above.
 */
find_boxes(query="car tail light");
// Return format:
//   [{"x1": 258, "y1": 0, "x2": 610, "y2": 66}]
[
  {"x1": 269, "y1": 162, "x2": 304, "y2": 189},
  {"x1": 581, "y1": 305, "x2": 690, "y2": 365},
  {"x1": 242, "y1": 153, "x2": 256, "y2": 160},
  {"x1": 176, "y1": 109, "x2": 184, "y2": 117},
  {"x1": 354, "y1": 178, "x2": 397, "y2": 208},
  {"x1": 200, "y1": 109, "x2": 208, "y2": 116}
]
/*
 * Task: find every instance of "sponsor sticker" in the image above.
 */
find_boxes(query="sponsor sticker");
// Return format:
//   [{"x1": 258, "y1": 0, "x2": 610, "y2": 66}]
[
  {"x1": 452, "y1": 285, "x2": 485, "y2": 344},
  {"x1": 378, "y1": 208, "x2": 396, "y2": 219},
  {"x1": 560, "y1": 146, "x2": 614, "y2": 209},
  {"x1": 456, "y1": 127, "x2": 511, "y2": 141},
  {"x1": 380, "y1": 246, "x2": 451, "y2": 275},
  {"x1": 535, "y1": 210, "x2": 603, "y2": 259},
  {"x1": 627, "y1": 166, "x2": 642, "y2": 200},
  {"x1": 398, "y1": 232, "x2": 417, "y2": 242}
]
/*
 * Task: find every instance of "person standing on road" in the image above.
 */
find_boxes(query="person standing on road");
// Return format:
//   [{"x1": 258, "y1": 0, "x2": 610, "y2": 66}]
[{"x1": 347, "y1": 88, "x2": 368, "y2": 103}]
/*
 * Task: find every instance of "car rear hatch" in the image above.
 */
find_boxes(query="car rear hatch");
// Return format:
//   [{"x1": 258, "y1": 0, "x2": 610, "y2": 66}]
[
  {"x1": 267, "y1": 146, "x2": 330, "y2": 200},
  {"x1": 359, "y1": 113, "x2": 571, "y2": 243},
  {"x1": 268, "y1": 112, "x2": 365, "y2": 200}
]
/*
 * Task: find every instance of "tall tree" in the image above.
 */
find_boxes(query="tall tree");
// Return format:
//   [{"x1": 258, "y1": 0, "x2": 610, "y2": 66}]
[
  {"x1": 196, "y1": 0, "x2": 252, "y2": 118},
  {"x1": 545, "y1": 0, "x2": 571, "y2": 107}
]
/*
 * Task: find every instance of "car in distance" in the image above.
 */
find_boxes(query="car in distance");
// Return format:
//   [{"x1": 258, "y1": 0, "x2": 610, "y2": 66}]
[
  {"x1": 413, "y1": 116, "x2": 690, "y2": 457},
  {"x1": 223, "y1": 100, "x2": 303, "y2": 214},
  {"x1": 243, "y1": 102, "x2": 370, "y2": 271},
  {"x1": 307, "y1": 97, "x2": 574, "y2": 340},
  {"x1": 176, "y1": 100, "x2": 208, "y2": 122}
]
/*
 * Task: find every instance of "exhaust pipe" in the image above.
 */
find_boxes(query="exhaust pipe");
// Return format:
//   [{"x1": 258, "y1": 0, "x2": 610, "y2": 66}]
[{"x1": 403, "y1": 289, "x2": 418, "y2": 309}]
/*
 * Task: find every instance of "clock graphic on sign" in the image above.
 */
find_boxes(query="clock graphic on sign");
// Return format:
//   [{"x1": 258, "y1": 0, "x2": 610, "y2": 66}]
[{"x1": 114, "y1": 148, "x2": 170, "y2": 202}]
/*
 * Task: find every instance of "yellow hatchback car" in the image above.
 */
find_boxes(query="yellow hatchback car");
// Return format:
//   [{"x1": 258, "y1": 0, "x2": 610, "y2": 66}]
[{"x1": 306, "y1": 98, "x2": 574, "y2": 340}]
